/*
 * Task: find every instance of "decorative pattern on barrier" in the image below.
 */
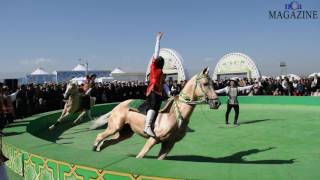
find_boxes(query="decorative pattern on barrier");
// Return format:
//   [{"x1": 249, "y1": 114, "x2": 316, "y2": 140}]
[
  {"x1": 3, "y1": 142, "x2": 180, "y2": 180},
  {"x1": 2, "y1": 142, "x2": 24, "y2": 176}
]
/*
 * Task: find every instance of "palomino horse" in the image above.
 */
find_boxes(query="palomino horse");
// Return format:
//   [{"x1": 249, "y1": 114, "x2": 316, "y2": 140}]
[
  {"x1": 48, "y1": 82, "x2": 96, "y2": 130},
  {"x1": 91, "y1": 67, "x2": 220, "y2": 160}
]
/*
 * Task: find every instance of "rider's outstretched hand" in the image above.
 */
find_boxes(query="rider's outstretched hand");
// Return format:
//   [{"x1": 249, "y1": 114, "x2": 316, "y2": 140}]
[{"x1": 156, "y1": 32, "x2": 163, "y2": 39}]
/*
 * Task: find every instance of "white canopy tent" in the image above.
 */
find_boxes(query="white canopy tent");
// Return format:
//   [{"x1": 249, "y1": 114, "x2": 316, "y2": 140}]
[
  {"x1": 287, "y1": 74, "x2": 301, "y2": 81},
  {"x1": 111, "y1": 67, "x2": 125, "y2": 74},
  {"x1": 261, "y1": 75, "x2": 271, "y2": 80},
  {"x1": 31, "y1": 68, "x2": 50, "y2": 75},
  {"x1": 308, "y1": 72, "x2": 320, "y2": 78},
  {"x1": 96, "y1": 77, "x2": 114, "y2": 83},
  {"x1": 27, "y1": 68, "x2": 54, "y2": 83},
  {"x1": 70, "y1": 77, "x2": 86, "y2": 84},
  {"x1": 276, "y1": 74, "x2": 301, "y2": 81},
  {"x1": 72, "y1": 64, "x2": 88, "y2": 71}
]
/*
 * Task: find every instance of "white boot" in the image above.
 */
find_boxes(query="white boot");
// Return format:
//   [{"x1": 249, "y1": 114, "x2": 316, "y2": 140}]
[{"x1": 144, "y1": 109, "x2": 156, "y2": 137}]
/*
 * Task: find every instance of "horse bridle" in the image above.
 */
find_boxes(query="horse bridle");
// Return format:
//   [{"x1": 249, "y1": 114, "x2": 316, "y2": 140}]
[
  {"x1": 178, "y1": 73, "x2": 215, "y2": 105},
  {"x1": 172, "y1": 73, "x2": 219, "y2": 127}
]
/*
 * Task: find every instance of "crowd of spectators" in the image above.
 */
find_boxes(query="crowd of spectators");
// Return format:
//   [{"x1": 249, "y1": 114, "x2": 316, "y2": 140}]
[
  {"x1": 0, "y1": 75, "x2": 319, "y2": 129},
  {"x1": 214, "y1": 75, "x2": 320, "y2": 96}
]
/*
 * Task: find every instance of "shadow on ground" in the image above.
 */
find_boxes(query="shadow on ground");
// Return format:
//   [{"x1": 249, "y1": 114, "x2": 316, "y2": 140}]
[
  {"x1": 143, "y1": 147, "x2": 295, "y2": 164},
  {"x1": 239, "y1": 119, "x2": 272, "y2": 125}
]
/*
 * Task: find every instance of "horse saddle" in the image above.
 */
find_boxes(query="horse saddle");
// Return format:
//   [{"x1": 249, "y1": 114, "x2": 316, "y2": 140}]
[{"x1": 128, "y1": 98, "x2": 174, "y2": 115}]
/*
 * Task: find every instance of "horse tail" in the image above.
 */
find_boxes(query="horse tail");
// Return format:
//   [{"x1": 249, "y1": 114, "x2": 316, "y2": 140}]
[{"x1": 90, "y1": 111, "x2": 111, "y2": 130}]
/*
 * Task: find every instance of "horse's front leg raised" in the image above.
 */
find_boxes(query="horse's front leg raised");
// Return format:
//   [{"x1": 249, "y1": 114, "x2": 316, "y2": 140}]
[
  {"x1": 73, "y1": 110, "x2": 87, "y2": 124},
  {"x1": 136, "y1": 137, "x2": 158, "y2": 159},
  {"x1": 48, "y1": 111, "x2": 70, "y2": 130}
]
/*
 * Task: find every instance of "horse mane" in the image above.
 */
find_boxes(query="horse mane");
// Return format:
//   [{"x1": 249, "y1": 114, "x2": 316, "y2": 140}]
[{"x1": 159, "y1": 97, "x2": 175, "y2": 113}]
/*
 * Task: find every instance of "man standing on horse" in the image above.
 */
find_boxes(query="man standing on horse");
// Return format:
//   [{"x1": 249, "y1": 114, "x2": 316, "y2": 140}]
[{"x1": 144, "y1": 32, "x2": 165, "y2": 137}]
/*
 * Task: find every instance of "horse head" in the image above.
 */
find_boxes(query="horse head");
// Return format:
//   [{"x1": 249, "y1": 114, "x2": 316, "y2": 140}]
[
  {"x1": 191, "y1": 67, "x2": 221, "y2": 109},
  {"x1": 64, "y1": 82, "x2": 78, "y2": 99}
]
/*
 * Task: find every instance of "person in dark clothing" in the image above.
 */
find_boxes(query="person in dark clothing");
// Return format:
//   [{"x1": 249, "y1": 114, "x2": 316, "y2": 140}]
[
  {"x1": 311, "y1": 74, "x2": 320, "y2": 94},
  {"x1": 2, "y1": 86, "x2": 15, "y2": 124},
  {"x1": 26, "y1": 84, "x2": 36, "y2": 115},
  {"x1": 215, "y1": 79, "x2": 253, "y2": 126},
  {"x1": 81, "y1": 74, "x2": 96, "y2": 110},
  {"x1": 15, "y1": 85, "x2": 28, "y2": 119}
]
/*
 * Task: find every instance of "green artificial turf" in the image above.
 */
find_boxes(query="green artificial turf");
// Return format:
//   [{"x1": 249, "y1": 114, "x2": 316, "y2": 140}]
[{"x1": 4, "y1": 96, "x2": 320, "y2": 180}]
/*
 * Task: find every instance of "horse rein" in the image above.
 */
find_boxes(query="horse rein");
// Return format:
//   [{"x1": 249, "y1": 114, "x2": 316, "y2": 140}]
[
  {"x1": 172, "y1": 73, "x2": 215, "y2": 127},
  {"x1": 178, "y1": 73, "x2": 211, "y2": 105}
]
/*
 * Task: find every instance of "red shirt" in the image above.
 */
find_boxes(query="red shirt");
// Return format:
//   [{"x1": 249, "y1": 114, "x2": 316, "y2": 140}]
[{"x1": 146, "y1": 58, "x2": 163, "y2": 96}]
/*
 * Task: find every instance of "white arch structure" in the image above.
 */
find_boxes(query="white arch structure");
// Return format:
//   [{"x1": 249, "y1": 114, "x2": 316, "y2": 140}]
[
  {"x1": 146, "y1": 48, "x2": 189, "y2": 81},
  {"x1": 213, "y1": 52, "x2": 261, "y2": 80}
]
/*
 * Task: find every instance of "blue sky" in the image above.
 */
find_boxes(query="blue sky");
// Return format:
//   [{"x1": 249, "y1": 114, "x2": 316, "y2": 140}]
[{"x1": 0, "y1": 0, "x2": 319, "y2": 78}]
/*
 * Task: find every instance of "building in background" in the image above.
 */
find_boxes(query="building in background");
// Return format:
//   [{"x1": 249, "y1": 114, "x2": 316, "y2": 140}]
[
  {"x1": 53, "y1": 64, "x2": 111, "y2": 83},
  {"x1": 26, "y1": 68, "x2": 55, "y2": 84},
  {"x1": 146, "y1": 48, "x2": 189, "y2": 82},
  {"x1": 213, "y1": 52, "x2": 261, "y2": 80},
  {"x1": 110, "y1": 67, "x2": 145, "y2": 82}
]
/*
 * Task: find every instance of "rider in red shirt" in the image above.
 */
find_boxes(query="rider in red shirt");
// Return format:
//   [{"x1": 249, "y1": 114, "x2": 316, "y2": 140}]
[{"x1": 144, "y1": 32, "x2": 165, "y2": 137}]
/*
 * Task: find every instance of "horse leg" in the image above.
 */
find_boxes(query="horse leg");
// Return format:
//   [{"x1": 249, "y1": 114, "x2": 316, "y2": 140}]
[
  {"x1": 136, "y1": 137, "x2": 158, "y2": 159},
  {"x1": 97, "y1": 127, "x2": 134, "y2": 151},
  {"x1": 48, "y1": 111, "x2": 70, "y2": 130},
  {"x1": 93, "y1": 128, "x2": 118, "y2": 152},
  {"x1": 87, "y1": 110, "x2": 92, "y2": 120},
  {"x1": 93, "y1": 120, "x2": 125, "y2": 151},
  {"x1": 157, "y1": 142, "x2": 175, "y2": 160},
  {"x1": 73, "y1": 110, "x2": 87, "y2": 124}
]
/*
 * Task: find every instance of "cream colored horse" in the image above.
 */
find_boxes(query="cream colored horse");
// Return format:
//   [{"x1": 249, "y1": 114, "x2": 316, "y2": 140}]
[
  {"x1": 92, "y1": 67, "x2": 220, "y2": 160},
  {"x1": 48, "y1": 82, "x2": 96, "y2": 130}
]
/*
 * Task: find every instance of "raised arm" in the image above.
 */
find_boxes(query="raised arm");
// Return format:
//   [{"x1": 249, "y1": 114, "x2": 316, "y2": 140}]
[
  {"x1": 238, "y1": 85, "x2": 253, "y2": 91},
  {"x1": 153, "y1": 32, "x2": 163, "y2": 59},
  {"x1": 9, "y1": 91, "x2": 19, "y2": 102},
  {"x1": 215, "y1": 87, "x2": 228, "y2": 94}
]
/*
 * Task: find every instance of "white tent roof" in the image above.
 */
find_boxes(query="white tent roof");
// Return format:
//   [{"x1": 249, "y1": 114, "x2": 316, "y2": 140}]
[
  {"x1": 308, "y1": 72, "x2": 320, "y2": 77},
  {"x1": 31, "y1": 68, "x2": 50, "y2": 75},
  {"x1": 96, "y1": 77, "x2": 114, "y2": 83},
  {"x1": 70, "y1": 77, "x2": 86, "y2": 84},
  {"x1": 111, "y1": 67, "x2": 125, "y2": 74},
  {"x1": 72, "y1": 64, "x2": 87, "y2": 71},
  {"x1": 287, "y1": 74, "x2": 301, "y2": 80},
  {"x1": 261, "y1": 75, "x2": 271, "y2": 79},
  {"x1": 276, "y1": 74, "x2": 301, "y2": 81}
]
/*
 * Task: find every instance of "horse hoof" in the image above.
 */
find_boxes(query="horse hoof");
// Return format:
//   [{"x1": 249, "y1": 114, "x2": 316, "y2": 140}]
[
  {"x1": 92, "y1": 145, "x2": 101, "y2": 152},
  {"x1": 48, "y1": 125, "x2": 55, "y2": 130},
  {"x1": 95, "y1": 140, "x2": 105, "y2": 152},
  {"x1": 92, "y1": 141, "x2": 102, "y2": 152}
]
